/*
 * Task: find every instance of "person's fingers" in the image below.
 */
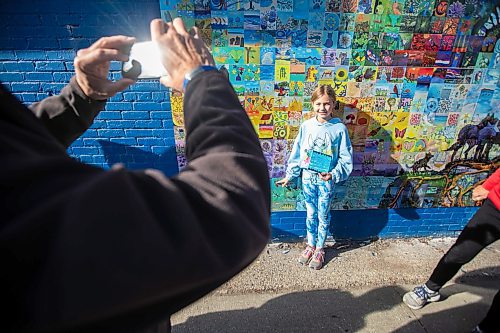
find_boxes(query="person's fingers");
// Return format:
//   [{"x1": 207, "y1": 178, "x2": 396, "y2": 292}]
[
  {"x1": 151, "y1": 18, "x2": 167, "y2": 42},
  {"x1": 76, "y1": 74, "x2": 134, "y2": 100},
  {"x1": 187, "y1": 34, "x2": 215, "y2": 66},
  {"x1": 87, "y1": 35, "x2": 135, "y2": 52},
  {"x1": 172, "y1": 17, "x2": 189, "y2": 35},
  {"x1": 197, "y1": 39, "x2": 216, "y2": 65},
  {"x1": 77, "y1": 48, "x2": 89, "y2": 57},
  {"x1": 75, "y1": 48, "x2": 129, "y2": 70},
  {"x1": 185, "y1": 37, "x2": 202, "y2": 60}
]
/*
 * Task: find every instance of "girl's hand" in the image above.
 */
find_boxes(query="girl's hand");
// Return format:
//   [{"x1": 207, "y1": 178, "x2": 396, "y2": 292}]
[
  {"x1": 472, "y1": 185, "x2": 489, "y2": 201},
  {"x1": 319, "y1": 173, "x2": 332, "y2": 181},
  {"x1": 275, "y1": 178, "x2": 290, "y2": 187}
]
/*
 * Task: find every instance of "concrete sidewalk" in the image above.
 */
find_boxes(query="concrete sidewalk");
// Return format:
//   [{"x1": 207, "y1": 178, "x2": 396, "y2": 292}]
[
  {"x1": 171, "y1": 239, "x2": 500, "y2": 332},
  {"x1": 171, "y1": 282, "x2": 498, "y2": 332}
]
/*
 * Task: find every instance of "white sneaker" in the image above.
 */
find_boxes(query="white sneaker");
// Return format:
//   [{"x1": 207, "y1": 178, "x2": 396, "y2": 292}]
[{"x1": 403, "y1": 284, "x2": 441, "y2": 310}]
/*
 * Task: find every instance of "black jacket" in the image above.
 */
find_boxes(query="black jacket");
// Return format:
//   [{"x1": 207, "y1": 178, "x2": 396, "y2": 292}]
[{"x1": 0, "y1": 71, "x2": 270, "y2": 332}]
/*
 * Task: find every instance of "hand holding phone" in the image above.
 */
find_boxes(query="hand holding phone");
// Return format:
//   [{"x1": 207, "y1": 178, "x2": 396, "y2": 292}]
[
  {"x1": 74, "y1": 35, "x2": 136, "y2": 100},
  {"x1": 150, "y1": 18, "x2": 215, "y2": 91}
]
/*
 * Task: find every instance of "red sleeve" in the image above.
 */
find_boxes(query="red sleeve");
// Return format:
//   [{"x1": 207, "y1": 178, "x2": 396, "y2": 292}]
[{"x1": 483, "y1": 168, "x2": 500, "y2": 191}]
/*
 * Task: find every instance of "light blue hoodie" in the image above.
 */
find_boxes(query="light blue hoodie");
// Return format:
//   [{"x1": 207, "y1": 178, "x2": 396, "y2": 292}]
[{"x1": 285, "y1": 117, "x2": 353, "y2": 183}]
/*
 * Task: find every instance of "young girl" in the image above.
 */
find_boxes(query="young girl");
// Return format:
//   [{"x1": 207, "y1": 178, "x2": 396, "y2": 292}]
[{"x1": 276, "y1": 85, "x2": 353, "y2": 270}]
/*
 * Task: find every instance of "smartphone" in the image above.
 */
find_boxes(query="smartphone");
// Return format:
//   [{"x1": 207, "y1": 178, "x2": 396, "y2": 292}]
[{"x1": 121, "y1": 41, "x2": 167, "y2": 80}]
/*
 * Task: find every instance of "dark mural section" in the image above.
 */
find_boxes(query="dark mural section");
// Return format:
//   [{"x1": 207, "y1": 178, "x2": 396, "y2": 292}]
[{"x1": 161, "y1": 0, "x2": 499, "y2": 211}]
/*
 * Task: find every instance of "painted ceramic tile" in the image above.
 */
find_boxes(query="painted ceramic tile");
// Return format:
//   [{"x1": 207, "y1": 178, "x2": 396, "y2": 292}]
[
  {"x1": 261, "y1": 8, "x2": 277, "y2": 30},
  {"x1": 256, "y1": 66, "x2": 272, "y2": 82},
  {"x1": 278, "y1": 0, "x2": 294, "y2": 11},
  {"x1": 357, "y1": 0, "x2": 373, "y2": 14}
]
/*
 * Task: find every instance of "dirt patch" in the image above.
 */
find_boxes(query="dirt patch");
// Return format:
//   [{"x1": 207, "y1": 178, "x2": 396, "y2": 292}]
[{"x1": 216, "y1": 238, "x2": 500, "y2": 295}]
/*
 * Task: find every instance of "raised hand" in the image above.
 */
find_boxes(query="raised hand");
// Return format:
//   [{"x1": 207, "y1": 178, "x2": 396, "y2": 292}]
[
  {"x1": 74, "y1": 36, "x2": 136, "y2": 100},
  {"x1": 150, "y1": 18, "x2": 215, "y2": 91}
]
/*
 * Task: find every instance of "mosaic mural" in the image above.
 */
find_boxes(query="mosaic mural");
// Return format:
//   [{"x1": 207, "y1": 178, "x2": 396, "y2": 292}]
[{"x1": 160, "y1": 0, "x2": 500, "y2": 210}]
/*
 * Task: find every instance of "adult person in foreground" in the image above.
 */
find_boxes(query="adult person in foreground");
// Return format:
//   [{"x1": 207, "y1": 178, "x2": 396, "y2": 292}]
[
  {"x1": 1, "y1": 17, "x2": 270, "y2": 333},
  {"x1": 403, "y1": 168, "x2": 499, "y2": 333}
]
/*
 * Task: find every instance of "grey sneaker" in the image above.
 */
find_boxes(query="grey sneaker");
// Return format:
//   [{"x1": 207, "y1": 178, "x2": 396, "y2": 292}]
[
  {"x1": 308, "y1": 249, "x2": 325, "y2": 270},
  {"x1": 403, "y1": 284, "x2": 441, "y2": 310},
  {"x1": 298, "y1": 245, "x2": 315, "y2": 265}
]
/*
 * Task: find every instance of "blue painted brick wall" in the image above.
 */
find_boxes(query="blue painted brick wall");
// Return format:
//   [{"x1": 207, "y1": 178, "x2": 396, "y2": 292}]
[
  {"x1": 0, "y1": 0, "x2": 477, "y2": 240},
  {"x1": 0, "y1": 0, "x2": 179, "y2": 177},
  {"x1": 271, "y1": 207, "x2": 479, "y2": 240}
]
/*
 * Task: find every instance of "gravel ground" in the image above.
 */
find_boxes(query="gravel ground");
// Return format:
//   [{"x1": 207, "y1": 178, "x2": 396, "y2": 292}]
[{"x1": 215, "y1": 238, "x2": 500, "y2": 295}]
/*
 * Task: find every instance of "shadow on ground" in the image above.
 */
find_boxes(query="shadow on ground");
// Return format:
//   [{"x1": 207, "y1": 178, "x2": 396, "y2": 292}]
[
  {"x1": 322, "y1": 237, "x2": 380, "y2": 267},
  {"x1": 453, "y1": 266, "x2": 500, "y2": 288},
  {"x1": 173, "y1": 269, "x2": 499, "y2": 333},
  {"x1": 173, "y1": 286, "x2": 407, "y2": 333}
]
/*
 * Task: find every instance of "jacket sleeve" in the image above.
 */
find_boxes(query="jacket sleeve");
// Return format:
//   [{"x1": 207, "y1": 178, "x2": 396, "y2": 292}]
[
  {"x1": 170, "y1": 70, "x2": 272, "y2": 280},
  {"x1": 28, "y1": 77, "x2": 106, "y2": 147},
  {"x1": 285, "y1": 124, "x2": 304, "y2": 180},
  {"x1": 330, "y1": 124, "x2": 353, "y2": 183},
  {"x1": 2, "y1": 71, "x2": 270, "y2": 333},
  {"x1": 483, "y1": 168, "x2": 500, "y2": 191}
]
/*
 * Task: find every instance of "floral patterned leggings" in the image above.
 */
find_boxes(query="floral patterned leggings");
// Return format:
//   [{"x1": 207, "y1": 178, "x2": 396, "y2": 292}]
[{"x1": 302, "y1": 171, "x2": 335, "y2": 249}]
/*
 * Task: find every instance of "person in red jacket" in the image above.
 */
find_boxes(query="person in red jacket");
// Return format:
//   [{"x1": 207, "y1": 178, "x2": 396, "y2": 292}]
[
  {"x1": 403, "y1": 168, "x2": 500, "y2": 333},
  {"x1": 1, "y1": 18, "x2": 270, "y2": 332}
]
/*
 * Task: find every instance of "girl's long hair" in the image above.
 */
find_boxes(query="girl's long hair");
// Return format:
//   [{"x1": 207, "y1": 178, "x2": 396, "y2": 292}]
[{"x1": 311, "y1": 85, "x2": 336, "y2": 103}]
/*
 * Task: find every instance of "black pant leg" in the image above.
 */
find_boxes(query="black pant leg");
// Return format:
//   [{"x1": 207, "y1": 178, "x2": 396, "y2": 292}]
[
  {"x1": 478, "y1": 289, "x2": 500, "y2": 333},
  {"x1": 426, "y1": 199, "x2": 500, "y2": 291}
]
